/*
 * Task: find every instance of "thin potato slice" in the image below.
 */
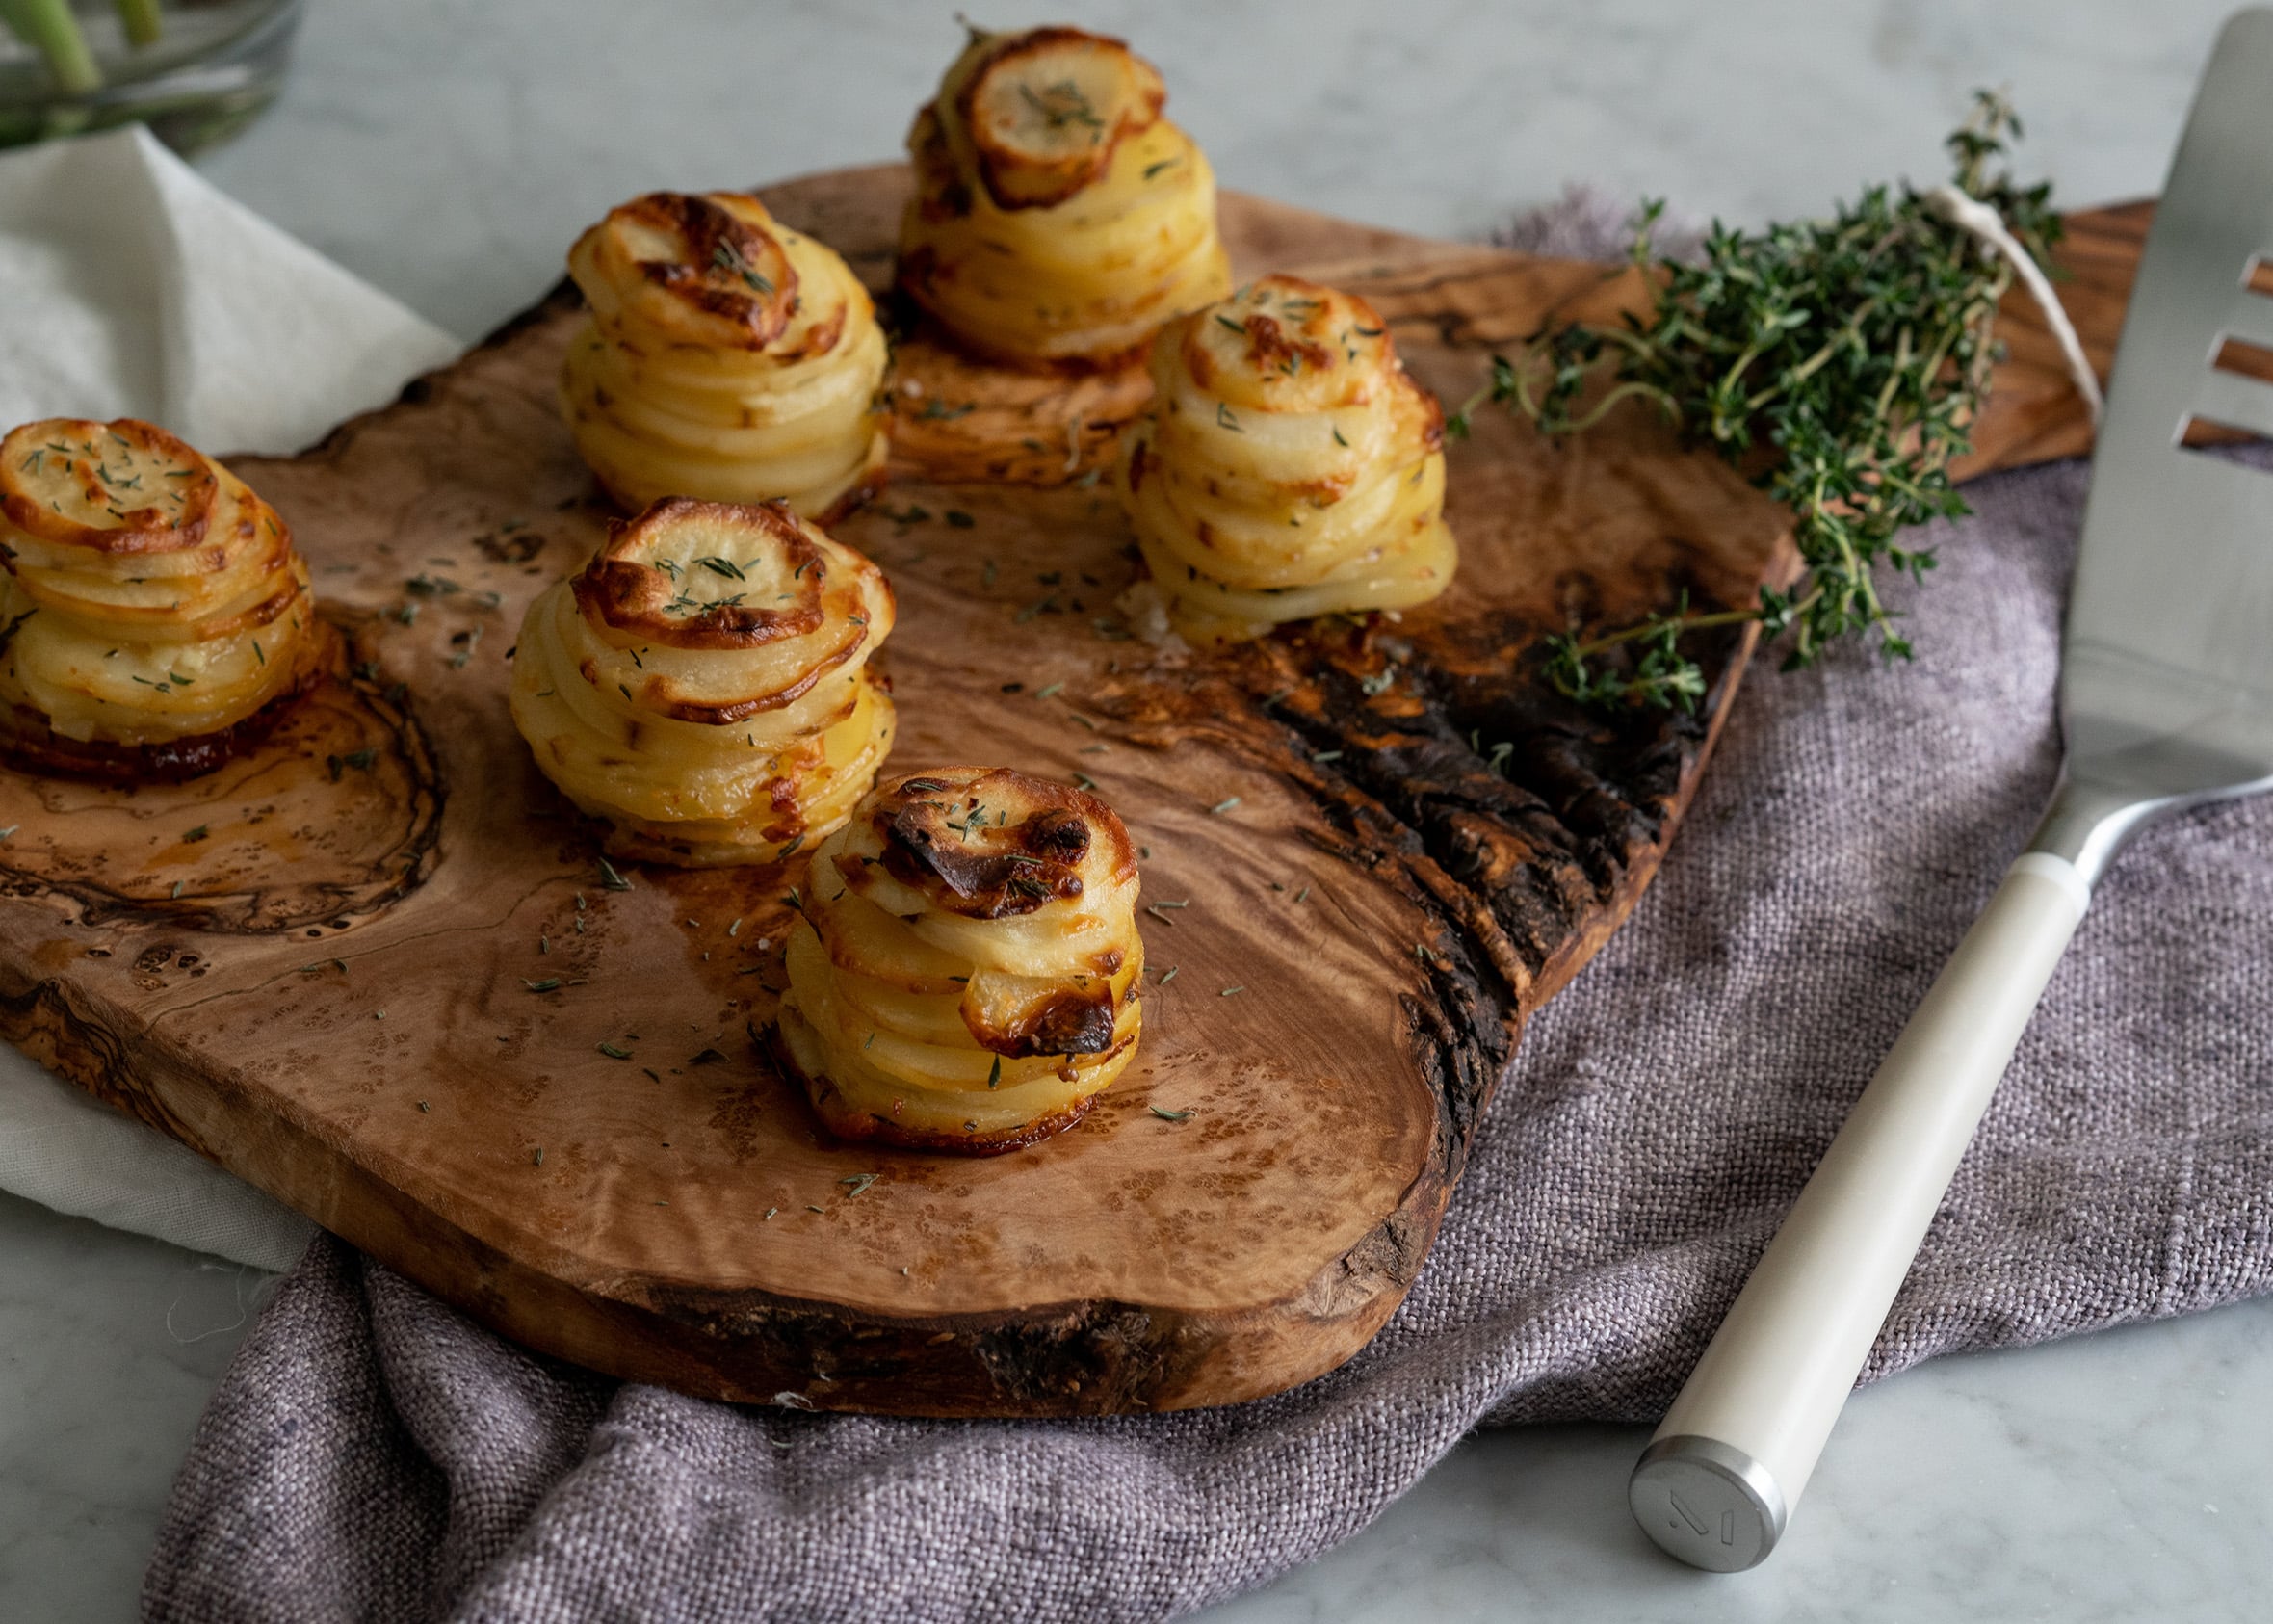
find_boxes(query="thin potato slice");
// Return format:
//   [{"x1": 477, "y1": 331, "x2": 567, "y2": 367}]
[
  {"x1": 896, "y1": 25, "x2": 1231, "y2": 369},
  {"x1": 773, "y1": 766, "x2": 1146, "y2": 1153},
  {"x1": 953, "y1": 27, "x2": 1165, "y2": 210},
  {"x1": 1113, "y1": 275, "x2": 1459, "y2": 642},
  {"x1": 0, "y1": 418, "x2": 324, "y2": 764},
  {"x1": 509, "y1": 498, "x2": 897, "y2": 867},
  {"x1": 562, "y1": 192, "x2": 889, "y2": 519}
]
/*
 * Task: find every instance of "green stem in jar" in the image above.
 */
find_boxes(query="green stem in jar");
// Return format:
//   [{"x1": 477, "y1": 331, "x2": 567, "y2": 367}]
[
  {"x1": 0, "y1": 0, "x2": 103, "y2": 93},
  {"x1": 114, "y1": 0, "x2": 164, "y2": 50}
]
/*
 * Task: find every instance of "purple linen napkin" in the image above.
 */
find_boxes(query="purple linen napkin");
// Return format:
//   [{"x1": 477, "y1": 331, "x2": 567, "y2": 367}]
[{"x1": 138, "y1": 368, "x2": 2273, "y2": 1624}]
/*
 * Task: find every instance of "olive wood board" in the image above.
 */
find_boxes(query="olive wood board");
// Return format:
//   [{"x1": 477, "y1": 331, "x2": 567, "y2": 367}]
[{"x1": 0, "y1": 170, "x2": 2142, "y2": 1415}]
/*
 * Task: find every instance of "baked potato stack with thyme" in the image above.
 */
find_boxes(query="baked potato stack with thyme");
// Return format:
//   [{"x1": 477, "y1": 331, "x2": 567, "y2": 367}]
[
  {"x1": 0, "y1": 417, "x2": 326, "y2": 779},
  {"x1": 509, "y1": 497, "x2": 896, "y2": 867},
  {"x1": 773, "y1": 767, "x2": 1145, "y2": 1153},
  {"x1": 897, "y1": 24, "x2": 1232, "y2": 370},
  {"x1": 562, "y1": 191, "x2": 890, "y2": 518},
  {"x1": 1115, "y1": 275, "x2": 1458, "y2": 643}
]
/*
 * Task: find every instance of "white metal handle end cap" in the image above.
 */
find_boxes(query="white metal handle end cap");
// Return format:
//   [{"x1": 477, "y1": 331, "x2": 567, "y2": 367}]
[{"x1": 1629, "y1": 1435, "x2": 1789, "y2": 1573}]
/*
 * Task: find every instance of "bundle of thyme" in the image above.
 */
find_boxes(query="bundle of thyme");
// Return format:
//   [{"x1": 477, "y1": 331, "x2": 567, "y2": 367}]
[{"x1": 1451, "y1": 91, "x2": 2060, "y2": 711}]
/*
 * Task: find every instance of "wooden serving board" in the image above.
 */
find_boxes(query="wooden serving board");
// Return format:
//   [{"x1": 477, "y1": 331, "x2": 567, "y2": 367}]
[{"x1": 0, "y1": 172, "x2": 2140, "y2": 1415}]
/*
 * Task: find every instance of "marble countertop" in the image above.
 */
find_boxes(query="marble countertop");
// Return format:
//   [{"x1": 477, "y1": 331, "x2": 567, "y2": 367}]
[{"x1": 7, "y1": 1, "x2": 2273, "y2": 1617}]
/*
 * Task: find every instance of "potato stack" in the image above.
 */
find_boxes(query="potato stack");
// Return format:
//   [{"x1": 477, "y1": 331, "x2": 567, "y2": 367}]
[
  {"x1": 0, "y1": 417, "x2": 324, "y2": 777},
  {"x1": 1114, "y1": 275, "x2": 1458, "y2": 643},
  {"x1": 897, "y1": 24, "x2": 1232, "y2": 369},
  {"x1": 509, "y1": 497, "x2": 896, "y2": 867},
  {"x1": 562, "y1": 191, "x2": 890, "y2": 518},
  {"x1": 773, "y1": 767, "x2": 1144, "y2": 1153}
]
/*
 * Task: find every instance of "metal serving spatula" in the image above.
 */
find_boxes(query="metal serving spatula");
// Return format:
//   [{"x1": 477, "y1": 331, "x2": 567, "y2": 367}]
[{"x1": 1628, "y1": 7, "x2": 2273, "y2": 1572}]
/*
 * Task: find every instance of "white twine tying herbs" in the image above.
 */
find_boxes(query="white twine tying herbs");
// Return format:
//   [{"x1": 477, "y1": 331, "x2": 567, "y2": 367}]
[
  {"x1": 1450, "y1": 90, "x2": 2095, "y2": 711},
  {"x1": 1920, "y1": 182, "x2": 2104, "y2": 427}
]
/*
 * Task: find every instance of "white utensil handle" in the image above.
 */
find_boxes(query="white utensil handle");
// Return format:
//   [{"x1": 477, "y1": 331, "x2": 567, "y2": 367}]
[{"x1": 1629, "y1": 851, "x2": 2091, "y2": 1572}]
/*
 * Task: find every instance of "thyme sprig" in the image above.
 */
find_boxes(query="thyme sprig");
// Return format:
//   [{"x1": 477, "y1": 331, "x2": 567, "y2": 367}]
[
  {"x1": 1018, "y1": 78, "x2": 1104, "y2": 134},
  {"x1": 1454, "y1": 92, "x2": 2058, "y2": 711}
]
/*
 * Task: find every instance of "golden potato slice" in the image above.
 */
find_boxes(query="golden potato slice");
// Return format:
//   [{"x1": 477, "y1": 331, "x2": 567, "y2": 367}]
[
  {"x1": 0, "y1": 417, "x2": 325, "y2": 768},
  {"x1": 896, "y1": 25, "x2": 1230, "y2": 368},
  {"x1": 0, "y1": 418, "x2": 217, "y2": 555},
  {"x1": 562, "y1": 192, "x2": 890, "y2": 519},
  {"x1": 508, "y1": 497, "x2": 897, "y2": 868},
  {"x1": 960, "y1": 951, "x2": 1140, "y2": 1058},
  {"x1": 774, "y1": 996, "x2": 1140, "y2": 1150},
  {"x1": 949, "y1": 26, "x2": 1165, "y2": 210},
  {"x1": 772, "y1": 764, "x2": 1147, "y2": 1153},
  {"x1": 806, "y1": 883, "x2": 970, "y2": 995},
  {"x1": 1114, "y1": 275, "x2": 1459, "y2": 642},
  {"x1": 569, "y1": 192, "x2": 797, "y2": 353}
]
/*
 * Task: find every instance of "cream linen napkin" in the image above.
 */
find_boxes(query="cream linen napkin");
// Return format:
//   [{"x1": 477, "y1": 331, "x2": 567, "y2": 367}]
[{"x1": 0, "y1": 124, "x2": 460, "y2": 1271}]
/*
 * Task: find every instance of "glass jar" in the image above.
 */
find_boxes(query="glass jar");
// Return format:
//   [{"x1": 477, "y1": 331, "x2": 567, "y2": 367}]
[{"x1": 0, "y1": 0, "x2": 305, "y2": 155}]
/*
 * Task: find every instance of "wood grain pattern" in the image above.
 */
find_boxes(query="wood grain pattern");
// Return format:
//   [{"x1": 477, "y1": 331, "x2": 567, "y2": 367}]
[{"x1": 0, "y1": 169, "x2": 2136, "y2": 1416}]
